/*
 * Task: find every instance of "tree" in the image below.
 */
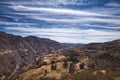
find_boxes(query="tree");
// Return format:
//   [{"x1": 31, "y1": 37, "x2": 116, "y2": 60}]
[
  {"x1": 51, "y1": 64, "x2": 57, "y2": 70},
  {"x1": 51, "y1": 60, "x2": 57, "y2": 70},
  {"x1": 51, "y1": 60, "x2": 55, "y2": 64},
  {"x1": 36, "y1": 61, "x2": 43, "y2": 68},
  {"x1": 63, "y1": 60, "x2": 68, "y2": 69},
  {"x1": 43, "y1": 61, "x2": 47, "y2": 65},
  {"x1": 88, "y1": 63, "x2": 95, "y2": 70},
  {"x1": 69, "y1": 63, "x2": 75, "y2": 73},
  {"x1": 44, "y1": 69, "x2": 48, "y2": 76},
  {"x1": 79, "y1": 63, "x2": 85, "y2": 69}
]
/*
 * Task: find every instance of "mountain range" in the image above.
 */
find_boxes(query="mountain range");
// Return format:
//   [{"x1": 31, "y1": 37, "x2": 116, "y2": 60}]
[
  {"x1": 0, "y1": 31, "x2": 120, "y2": 80},
  {"x1": 0, "y1": 31, "x2": 66, "y2": 77}
]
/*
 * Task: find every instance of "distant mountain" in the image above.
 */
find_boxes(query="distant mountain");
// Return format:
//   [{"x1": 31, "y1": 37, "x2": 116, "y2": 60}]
[
  {"x1": 63, "y1": 43, "x2": 85, "y2": 48},
  {"x1": 0, "y1": 31, "x2": 65, "y2": 77}
]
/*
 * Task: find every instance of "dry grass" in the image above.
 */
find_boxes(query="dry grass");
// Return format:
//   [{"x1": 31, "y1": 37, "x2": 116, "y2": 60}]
[{"x1": 17, "y1": 55, "x2": 68, "y2": 80}]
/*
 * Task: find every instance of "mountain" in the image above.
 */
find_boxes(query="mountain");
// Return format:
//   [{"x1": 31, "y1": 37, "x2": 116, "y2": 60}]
[
  {"x1": 62, "y1": 43, "x2": 84, "y2": 48},
  {"x1": 0, "y1": 31, "x2": 65, "y2": 78},
  {"x1": 0, "y1": 31, "x2": 120, "y2": 80}
]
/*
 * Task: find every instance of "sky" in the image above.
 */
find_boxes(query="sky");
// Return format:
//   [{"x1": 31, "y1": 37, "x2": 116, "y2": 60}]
[{"x1": 0, "y1": 0, "x2": 120, "y2": 43}]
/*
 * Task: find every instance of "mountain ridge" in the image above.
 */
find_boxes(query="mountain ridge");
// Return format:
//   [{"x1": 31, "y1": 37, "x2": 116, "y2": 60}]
[
  {"x1": 62, "y1": 38, "x2": 120, "y2": 70},
  {"x1": 0, "y1": 31, "x2": 65, "y2": 77}
]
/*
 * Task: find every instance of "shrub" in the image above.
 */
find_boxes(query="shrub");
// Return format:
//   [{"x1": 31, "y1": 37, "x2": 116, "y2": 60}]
[
  {"x1": 63, "y1": 60, "x2": 68, "y2": 69},
  {"x1": 51, "y1": 64, "x2": 57, "y2": 70},
  {"x1": 69, "y1": 63, "x2": 75, "y2": 73},
  {"x1": 79, "y1": 63, "x2": 85, "y2": 69}
]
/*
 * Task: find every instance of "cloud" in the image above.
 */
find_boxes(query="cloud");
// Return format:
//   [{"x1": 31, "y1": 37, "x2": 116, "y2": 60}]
[
  {"x1": 0, "y1": 0, "x2": 91, "y2": 7},
  {"x1": 30, "y1": 16, "x2": 120, "y2": 25},
  {"x1": 10, "y1": 5, "x2": 106, "y2": 16},
  {"x1": 105, "y1": 2, "x2": 120, "y2": 7},
  {"x1": 0, "y1": 22, "x2": 34, "y2": 26},
  {"x1": 4, "y1": 27, "x2": 120, "y2": 43},
  {"x1": 1, "y1": 1, "x2": 120, "y2": 43},
  {"x1": 7, "y1": 4, "x2": 120, "y2": 27},
  {"x1": 8, "y1": 5, "x2": 119, "y2": 25},
  {"x1": 82, "y1": 24, "x2": 120, "y2": 30}
]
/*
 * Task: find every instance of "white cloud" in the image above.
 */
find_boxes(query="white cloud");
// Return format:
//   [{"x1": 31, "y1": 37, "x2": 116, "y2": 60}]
[
  {"x1": 0, "y1": 22, "x2": 34, "y2": 26},
  {"x1": 7, "y1": 4, "x2": 120, "y2": 27},
  {"x1": 31, "y1": 16, "x2": 120, "y2": 25},
  {"x1": 105, "y1": 2, "x2": 120, "y2": 7},
  {"x1": 88, "y1": 7, "x2": 120, "y2": 17},
  {"x1": 1, "y1": 0, "x2": 120, "y2": 44},
  {"x1": 5, "y1": 27, "x2": 120, "y2": 43},
  {"x1": 82, "y1": 24, "x2": 120, "y2": 29},
  {"x1": 0, "y1": 0, "x2": 85, "y2": 5},
  {"x1": 11, "y1": 5, "x2": 106, "y2": 16},
  {"x1": 83, "y1": 18, "x2": 120, "y2": 25}
]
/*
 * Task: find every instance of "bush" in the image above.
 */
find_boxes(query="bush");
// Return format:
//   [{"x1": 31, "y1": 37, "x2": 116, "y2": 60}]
[
  {"x1": 63, "y1": 60, "x2": 68, "y2": 69},
  {"x1": 79, "y1": 63, "x2": 85, "y2": 69},
  {"x1": 51, "y1": 60, "x2": 55, "y2": 64},
  {"x1": 88, "y1": 63, "x2": 95, "y2": 70},
  {"x1": 51, "y1": 64, "x2": 57, "y2": 70},
  {"x1": 69, "y1": 63, "x2": 75, "y2": 73}
]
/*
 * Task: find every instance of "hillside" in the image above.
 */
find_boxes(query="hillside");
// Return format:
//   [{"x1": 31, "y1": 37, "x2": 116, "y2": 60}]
[
  {"x1": 15, "y1": 39, "x2": 120, "y2": 80},
  {"x1": 0, "y1": 31, "x2": 65, "y2": 79},
  {"x1": 63, "y1": 39, "x2": 120, "y2": 70}
]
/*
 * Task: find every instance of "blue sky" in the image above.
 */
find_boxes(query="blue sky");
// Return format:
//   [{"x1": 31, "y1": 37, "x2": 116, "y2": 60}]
[{"x1": 0, "y1": 0, "x2": 120, "y2": 43}]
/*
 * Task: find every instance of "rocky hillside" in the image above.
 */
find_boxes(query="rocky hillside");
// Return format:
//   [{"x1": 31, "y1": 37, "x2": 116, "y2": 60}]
[
  {"x1": 16, "y1": 39, "x2": 120, "y2": 80},
  {"x1": 0, "y1": 31, "x2": 65, "y2": 78},
  {"x1": 63, "y1": 39, "x2": 120, "y2": 70}
]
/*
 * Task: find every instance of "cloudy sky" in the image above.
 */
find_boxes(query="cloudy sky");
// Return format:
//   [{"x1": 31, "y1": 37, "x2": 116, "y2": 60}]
[{"x1": 0, "y1": 0, "x2": 120, "y2": 43}]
